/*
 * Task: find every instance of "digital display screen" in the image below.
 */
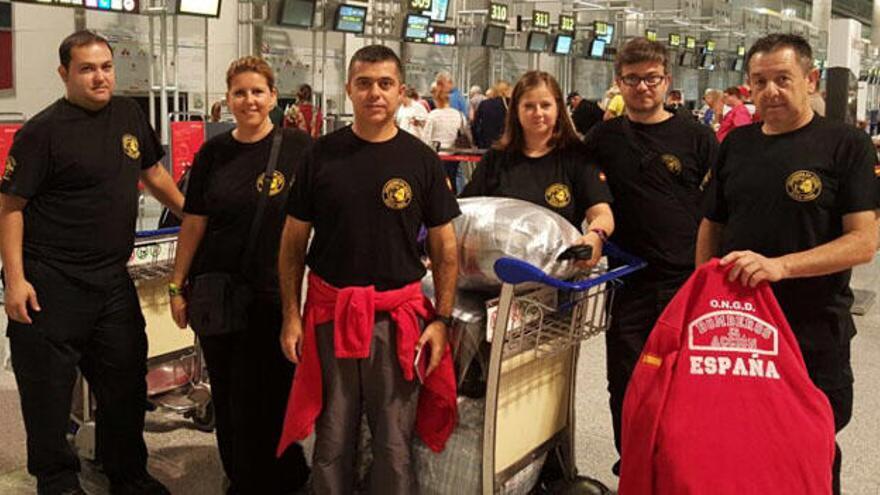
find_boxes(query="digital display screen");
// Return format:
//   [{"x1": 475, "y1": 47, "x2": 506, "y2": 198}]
[
  {"x1": 12, "y1": 0, "x2": 139, "y2": 14},
  {"x1": 488, "y1": 2, "x2": 507, "y2": 23},
  {"x1": 737, "y1": 45, "x2": 745, "y2": 56},
  {"x1": 532, "y1": 10, "x2": 550, "y2": 29},
  {"x1": 408, "y1": 0, "x2": 430, "y2": 11},
  {"x1": 700, "y1": 53, "x2": 715, "y2": 69},
  {"x1": 680, "y1": 51, "x2": 695, "y2": 66},
  {"x1": 178, "y1": 0, "x2": 220, "y2": 17},
  {"x1": 427, "y1": 25, "x2": 456, "y2": 46},
  {"x1": 733, "y1": 58, "x2": 744, "y2": 71},
  {"x1": 669, "y1": 33, "x2": 681, "y2": 46},
  {"x1": 422, "y1": 0, "x2": 448, "y2": 22},
  {"x1": 597, "y1": 23, "x2": 614, "y2": 44},
  {"x1": 685, "y1": 36, "x2": 696, "y2": 49},
  {"x1": 403, "y1": 14, "x2": 430, "y2": 41},
  {"x1": 705, "y1": 40, "x2": 715, "y2": 52},
  {"x1": 278, "y1": 0, "x2": 314, "y2": 28},
  {"x1": 558, "y1": 14, "x2": 575, "y2": 32},
  {"x1": 482, "y1": 25, "x2": 505, "y2": 48},
  {"x1": 554, "y1": 34, "x2": 572, "y2": 55},
  {"x1": 590, "y1": 38, "x2": 606, "y2": 58},
  {"x1": 334, "y1": 4, "x2": 367, "y2": 33},
  {"x1": 527, "y1": 31, "x2": 548, "y2": 52},
  {"x1": 645, "y1": 29, "x2": 657, "y2": 41}
]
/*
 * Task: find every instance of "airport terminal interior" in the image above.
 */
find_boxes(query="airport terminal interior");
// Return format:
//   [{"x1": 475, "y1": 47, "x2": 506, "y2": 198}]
[{"x1": 1, "y1": 0, "x2": 880, "y2": 493}]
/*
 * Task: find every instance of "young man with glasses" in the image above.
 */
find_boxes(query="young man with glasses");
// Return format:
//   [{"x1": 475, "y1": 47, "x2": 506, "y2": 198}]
[{"x1": 583, "y1": 37, "x2": 718, "y2": 477}]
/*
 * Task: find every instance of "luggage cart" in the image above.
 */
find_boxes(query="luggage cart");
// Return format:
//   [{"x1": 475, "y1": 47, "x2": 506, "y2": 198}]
[
  {"x1": 481, "y1": 242, "x2": 645, "y2": 494},
  {"x1": 71, "y1": 228, "x2": 213, "y2": 460}
]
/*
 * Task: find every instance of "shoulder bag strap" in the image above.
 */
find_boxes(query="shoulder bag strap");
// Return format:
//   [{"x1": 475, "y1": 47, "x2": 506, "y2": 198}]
[{"x1": 240, "y1": 127, "x2": 284, "y2": 276}]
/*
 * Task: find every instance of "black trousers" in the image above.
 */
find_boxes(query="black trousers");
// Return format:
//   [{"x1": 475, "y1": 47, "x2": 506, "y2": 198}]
[
  {"x1": 198, "y1": 298, "x2": 309, "y2": 495},
  {"x1": 7, "y1": 259, "x2": 149, "y2": 494},
  {"x1": 605, "y1": 279, "x2": 683, "y2": 459}
]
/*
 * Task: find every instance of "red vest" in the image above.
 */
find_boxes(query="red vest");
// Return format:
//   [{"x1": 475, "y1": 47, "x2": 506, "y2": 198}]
[{"x1": 620, "y1": 259, "x2": 835, "y2": 495}]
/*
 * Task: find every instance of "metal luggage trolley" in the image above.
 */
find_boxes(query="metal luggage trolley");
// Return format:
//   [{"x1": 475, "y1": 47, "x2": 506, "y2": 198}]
[
  {"x1": 71, "y1": 228, "x2": 213, "y2": 460},
  {"x1": 481, "y1": 243, "x2": 645, "y2": 494}
]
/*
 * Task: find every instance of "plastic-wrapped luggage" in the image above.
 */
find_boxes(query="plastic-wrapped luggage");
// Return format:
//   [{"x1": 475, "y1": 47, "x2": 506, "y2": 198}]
[
  {"x1": 454, "y1": 197, "x2": 583, "y2": 290},
  {"x1": 412, "y1": 397, "x2": 545, "y2": 495}
]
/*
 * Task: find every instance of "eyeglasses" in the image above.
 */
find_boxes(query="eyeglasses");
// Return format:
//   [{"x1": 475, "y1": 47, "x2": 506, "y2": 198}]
[{"x1": 619, "y1": 74, "x2": 667, "y2": 87}]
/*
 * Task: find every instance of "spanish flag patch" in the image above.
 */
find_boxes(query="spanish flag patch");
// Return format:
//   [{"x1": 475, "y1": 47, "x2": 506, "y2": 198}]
[{"x1": 641, "y1": 353, "x2": 662, "y2": 367}]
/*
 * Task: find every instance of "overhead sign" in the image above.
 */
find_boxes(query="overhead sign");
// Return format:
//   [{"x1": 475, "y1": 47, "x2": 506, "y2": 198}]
[
  {"x1": 558, "y1": 14, "x2": 575, "y2": 32},
  {"x1": 12, "y1": 0, "x2": 138, "y2": 14},
  {"x1": 532, "y1": 9, "x2": 550, "y2": 29}
]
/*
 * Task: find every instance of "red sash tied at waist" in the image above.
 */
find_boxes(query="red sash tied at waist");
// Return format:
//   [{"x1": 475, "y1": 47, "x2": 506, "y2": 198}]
[{"x1": 277, "y1": 272, "x2": 458, "y2": 456}]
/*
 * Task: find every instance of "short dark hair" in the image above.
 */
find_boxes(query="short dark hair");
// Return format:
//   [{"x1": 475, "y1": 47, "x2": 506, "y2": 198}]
[
  {"x1": 495, "y1": 71, "x2": 581, "y2": 153},
  {"x1": 745, "y1": 33, "x2": 813, "y2": 75},
  {"x1": 347, "y1": 45, "x2": 404, "y2": 82},
  {"x1": 723, "y1": 86, "x2": 742, "y2": 98},
  {"x1": 59, "y1": 30, "x2": 113, "y2": 70},
  {"x1": 615, "y1": 37, "x2": 670, "y2": 75}
]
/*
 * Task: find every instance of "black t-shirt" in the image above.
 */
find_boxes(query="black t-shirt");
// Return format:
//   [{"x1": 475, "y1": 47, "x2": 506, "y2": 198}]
[
  {"x1": 184, "y1": 127, "x2": 311, "y2": 296},
  {"x1": 460, "y1": 144, "x2": 613, "y2": 228},
  {"x1": 703, "y1": 117, "x2": 878, "y2": 387},
  {"x1": 1, "y1": 97, "x2": 164, "y2": 286},
  {"x1": 571, "y1": 100, "x2": 604, "y2": 136},
  {"x1": 584, "y1": 115, "x2": 718, "y2": 282},
  {"x1": 287, "y1": 126, "x2": 460, "y2": 291}
]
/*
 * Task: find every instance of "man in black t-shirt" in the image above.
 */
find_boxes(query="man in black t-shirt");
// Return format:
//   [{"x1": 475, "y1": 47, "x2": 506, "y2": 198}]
[
  {"x1": 697, "y1": 34, "x2": 879, "y2": 495},
  {"x1": 277, "y1": 45, "x2": 460, "y2": 494},
  {"x1": 583, "y1": 37, "x2": 719, "y2": 474},
  {"x1": 0, "y1": 31, "x2": 183, "y2": 495}
]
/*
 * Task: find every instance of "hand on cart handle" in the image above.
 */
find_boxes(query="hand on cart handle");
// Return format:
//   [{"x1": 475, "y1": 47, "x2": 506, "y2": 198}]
[
  {"x1": 280, "y1": 319, "x2": 304, "y2": 364},
  {"x1": 574, "y1": 231, "x2": 604, "y2": 269},
  {"x1": 4, "y1": 278, "x2": 40, "y2": 324},
  {"x1": 416, "y1": 320, "x2": 448, "y2": 378}
]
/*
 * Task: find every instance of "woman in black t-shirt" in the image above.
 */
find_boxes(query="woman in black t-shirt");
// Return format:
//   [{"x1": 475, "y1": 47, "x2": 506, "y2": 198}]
[
  {"x1": 168, "y1": 57, "x2": 311, "y2": 493},
  {"x1": 461, "y1": 71, "x2": 614, "y2": 267}
]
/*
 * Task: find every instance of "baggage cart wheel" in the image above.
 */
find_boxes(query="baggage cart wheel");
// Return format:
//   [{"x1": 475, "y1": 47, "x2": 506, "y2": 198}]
[{"x1": 189, "y1": 399, "x2": 215, "y2": 432}]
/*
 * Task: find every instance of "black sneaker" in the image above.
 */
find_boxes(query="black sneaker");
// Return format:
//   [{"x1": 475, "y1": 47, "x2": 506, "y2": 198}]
[{"x1": 110, "y1": 473, "x2": 171, "y2": 495}]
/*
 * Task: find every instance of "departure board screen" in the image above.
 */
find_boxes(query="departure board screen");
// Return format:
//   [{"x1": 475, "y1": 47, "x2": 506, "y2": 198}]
[
  {"x1": 403, "y1": 14, "x2": 430, "y2": 41},
  {"x1": 178, "y1": 0, "x2": 220, "y2": 17},
  {"x1": 527, "y1": 31, "x2": 548, "y2": 52},
  {"x1": 334, "y1": 4, "x2": 367, "y2": 33},
  {"x1": 12, "y1": 0, "x2": 139, "y2": 14},
  {"x1": 553, "y1": 34, "x2": 572, "y2": 55},
  {"x1": 422, "y1": 0, "x2": 448, "y2": 22},
  {"x1": 482, "y1": 24, "x2": 505, "y2": 48}
]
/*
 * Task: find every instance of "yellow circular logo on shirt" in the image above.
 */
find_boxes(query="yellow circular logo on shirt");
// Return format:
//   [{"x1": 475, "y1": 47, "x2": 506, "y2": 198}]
[
  {"x1": 122, "y1": 134, "x2": 141, "y2": 160},
  {"x1": 382, "y1": 178, "x2": 413, "y2": 209},
  {"x1": 544, "y1": 183, "x2": 571, "y2": 208},
  {"x1": 661, "y1": 154, "x2": 682, "y2": 175},
  {"x1": 3, "y1": 155, "x2": 16, "y2": 180},
  {"x1": 785, "y1": 170, "x2": 822, "y2": 202},
  {"x1": 256, "y1": 170, "x2": 286, "y2": 196}
]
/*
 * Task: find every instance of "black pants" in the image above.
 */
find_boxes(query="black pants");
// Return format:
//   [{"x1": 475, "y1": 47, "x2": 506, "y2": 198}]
[
  {"x1": 7, "y1": 259, "x2": 149, "y2": 494},
  {"x1": 605, "y1": 279, "x2": 683, "y2": 458},
  {"x1": 199, "y1": 298, "x2": 309, "y2": 495}
]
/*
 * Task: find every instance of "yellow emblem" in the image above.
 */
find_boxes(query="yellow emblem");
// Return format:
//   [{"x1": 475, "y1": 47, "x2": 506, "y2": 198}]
[
  {"x1": 256, "y1": 170, "x2": 286, "y2": 197},
  {"x1": 122, "y1": 134, "x2": 141, "y2": 160},
  {"x1": 660, "y1": 154, "x2": 682, "y2": 175},
  {"x1": 785, "y1": 170, "x2": 822, "y2": 202},
  {"x1": 3, "y1": 155, "x2": 16, "y2": 180},
  {"x1": 544, "y1": 183, "x2": 571, "y2": 208},
  {"x1": 382, "y1": 178, "x2": 413, "y2": 210}
]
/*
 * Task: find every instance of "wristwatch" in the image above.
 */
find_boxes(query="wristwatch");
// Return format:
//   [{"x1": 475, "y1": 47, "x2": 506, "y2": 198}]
[{"x1": 434, "y1": 314, "x2": 454, "y2": 328}]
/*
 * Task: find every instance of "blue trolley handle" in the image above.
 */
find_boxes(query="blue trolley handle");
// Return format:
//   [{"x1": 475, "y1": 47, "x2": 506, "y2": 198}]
[
  {"x1": 493, "y1": 241, "x2": 647, "y2": 292},
  {"x1": 135, "y1": 227, "x2": 181, "y2": 238}
]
